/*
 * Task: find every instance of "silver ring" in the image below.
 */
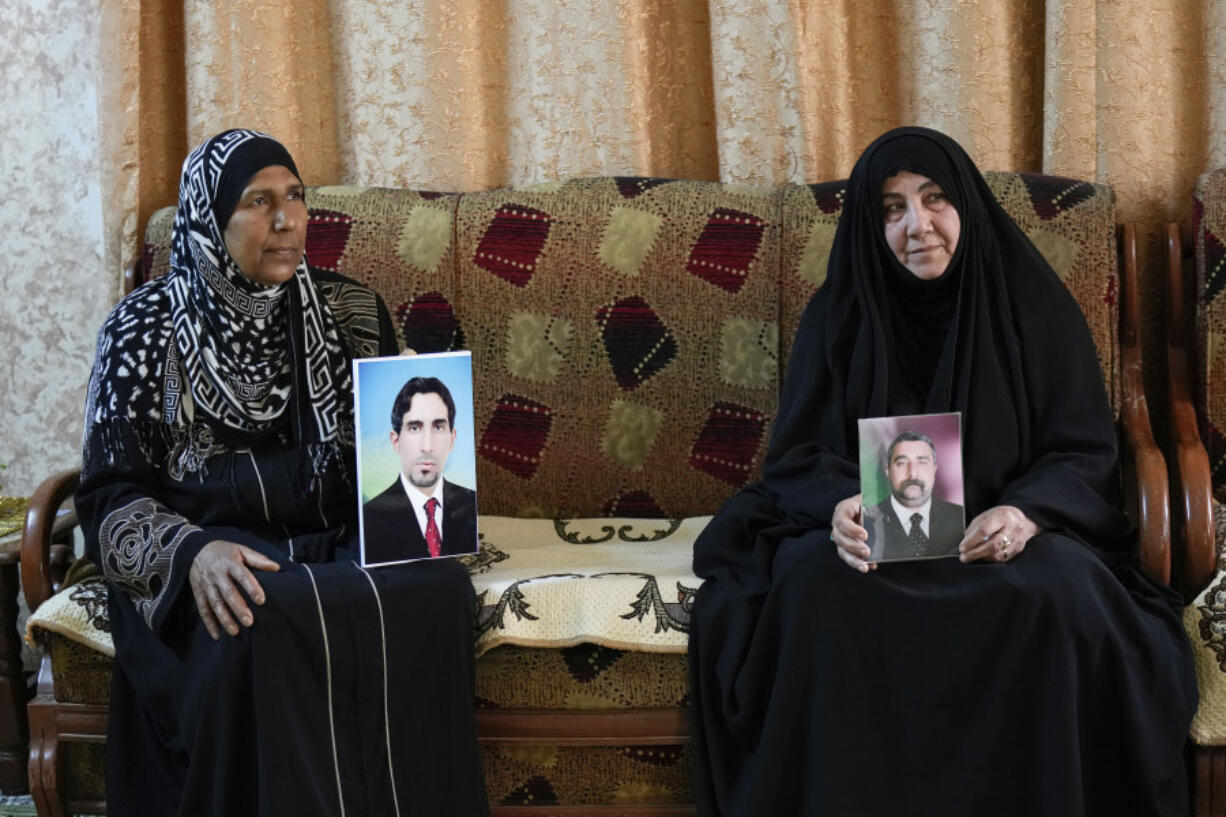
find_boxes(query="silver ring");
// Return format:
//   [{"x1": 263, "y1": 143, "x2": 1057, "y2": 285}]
[{"x1": 1002, "y1": 535, "x2": 1011, "y2": 546}]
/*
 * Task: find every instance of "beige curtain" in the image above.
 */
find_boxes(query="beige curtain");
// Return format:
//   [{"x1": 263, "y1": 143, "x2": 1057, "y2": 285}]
[{"x1": 97, "y1": 0, "x2": 1226, "y2": 412}]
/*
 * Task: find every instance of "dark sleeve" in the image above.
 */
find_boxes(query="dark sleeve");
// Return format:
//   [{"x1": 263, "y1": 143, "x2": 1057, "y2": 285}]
[
  {"x1": 998, "y1": 279, "x2": 1132, "y2": 552},
  {"x1": 759, "y1": 289, "x2": 861, "y2": 528},
  {"x1": 76, "y1": 329, "x2": 213, "y2": 633}
]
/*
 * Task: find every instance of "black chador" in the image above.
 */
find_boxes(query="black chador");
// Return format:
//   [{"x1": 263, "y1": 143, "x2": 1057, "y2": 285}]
[{"x1": 688, "y1": 127, "x2": 1196, "y2": 816}]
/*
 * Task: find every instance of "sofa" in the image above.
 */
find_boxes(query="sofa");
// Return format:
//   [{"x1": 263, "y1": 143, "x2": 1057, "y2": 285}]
[
  {"x1": 21, "y1": 171, "x2": 1167, "y2": 816},
  {"x1": 1166, "y1": 167, "x2": 1226, "y2": 815}
]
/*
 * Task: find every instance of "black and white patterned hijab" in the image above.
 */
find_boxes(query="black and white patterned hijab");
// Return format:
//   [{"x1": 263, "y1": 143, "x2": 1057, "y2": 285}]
[{"x1": 162, "y1": 129, "x2": 351, "y2": 447}]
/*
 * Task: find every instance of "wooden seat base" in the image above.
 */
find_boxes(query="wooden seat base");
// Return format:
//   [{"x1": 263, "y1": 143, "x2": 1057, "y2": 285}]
[{"x1": 27, "y1": 673, "x2": 694, "y2": 817}]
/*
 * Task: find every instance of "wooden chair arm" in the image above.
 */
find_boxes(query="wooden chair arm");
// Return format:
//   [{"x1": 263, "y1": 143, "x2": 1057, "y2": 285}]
[
  {"x1": 21, "y1": 469, "x2": 80, "y2": 614},
  {"x1": 1118, "y1": 224, "x2": 1171, "y2": 585},
  {"x1": 1165, "y1": 222, "x2": 1216, "y2": 596},
  {"x1": 123, "y1": 254, "x2": 144, "y2": 297}
]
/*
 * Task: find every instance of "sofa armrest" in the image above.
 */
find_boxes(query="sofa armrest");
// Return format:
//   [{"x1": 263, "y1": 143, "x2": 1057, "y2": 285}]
[
  {"x1": 1166, "y1": 223, "x2": 1216, "y2": 596},
  {"x1": 123, "y1": 253, "x2": 145, "y2": 297},
  {"x1": 1117, "y1": 224, "x2": 1171, "y2": 585},
  {"x1": 21, "y1": 469, "x2": 80, "y2": 614}
]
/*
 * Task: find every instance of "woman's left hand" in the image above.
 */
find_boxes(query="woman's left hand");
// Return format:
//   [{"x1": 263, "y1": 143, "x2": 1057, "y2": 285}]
[{"x1": 958, "y1": 505, "x2": 1039, "y2": 564}]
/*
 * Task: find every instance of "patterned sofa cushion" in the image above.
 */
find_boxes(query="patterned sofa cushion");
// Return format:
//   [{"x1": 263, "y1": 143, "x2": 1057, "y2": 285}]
[
  {"x1": 1194, "y1": 169, "x2": 1226, "y2": 500},
  {"x1": 142, "y1": 174, "x2": 1121, "y2": 519},
  {"x1": 454, "y1": 178, "x2": 782, "y2": 518},
  {"x1": 148, "y1": 179, "x2": 782, "y2": 519}
]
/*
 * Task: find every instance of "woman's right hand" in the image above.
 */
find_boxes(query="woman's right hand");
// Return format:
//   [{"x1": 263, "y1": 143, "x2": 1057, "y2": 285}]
[
  {"x1": 831, "y1": 493, "x2": 876, "y2": 573},
  {"x1": 189, "y1": 540, "x2": 281, "y2": 639}
]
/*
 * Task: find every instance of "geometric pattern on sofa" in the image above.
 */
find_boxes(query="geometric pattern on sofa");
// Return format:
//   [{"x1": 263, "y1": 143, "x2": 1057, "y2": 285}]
[
  {"x1": 146, "y1": 173, "x2": 1124, "y2": 519},
  {"x1": 1192, "y1": 168, "x2": 1226, "y2": 499}
]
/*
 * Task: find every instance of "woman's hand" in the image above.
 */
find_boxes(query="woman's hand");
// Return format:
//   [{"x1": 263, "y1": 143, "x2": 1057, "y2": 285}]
[
  {"x1": 958, "y1": 505, "x2": 1039, "y2": 564},
  {"x1": 831, "y1": 493, "x2": 877, "y2": 573},
  {"x1": 189, "y1": 541, "x2": 281, "y2": 639}
]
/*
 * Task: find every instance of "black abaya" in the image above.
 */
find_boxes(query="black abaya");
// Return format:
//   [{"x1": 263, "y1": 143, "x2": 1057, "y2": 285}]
[
  {"x1": 689, "y1": 127, "x2": 1196, "y2": 816},
  {"x1": 79, "y1": 304, "x2": 490, "y2": 816}
]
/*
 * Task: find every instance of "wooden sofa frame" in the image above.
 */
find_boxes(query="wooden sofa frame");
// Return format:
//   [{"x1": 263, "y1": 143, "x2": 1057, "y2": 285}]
[{"x1": 1164, "y1": 223, "x2": 1222, "y2": 817}]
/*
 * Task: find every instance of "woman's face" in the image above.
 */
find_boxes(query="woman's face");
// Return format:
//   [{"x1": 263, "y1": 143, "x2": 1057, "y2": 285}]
[
  {"x1": 881, "y1": 170, "x2": 960, "y2": 280},
  {"x1": 222, "y1": 164, "x2": 307, "y2": 287}
]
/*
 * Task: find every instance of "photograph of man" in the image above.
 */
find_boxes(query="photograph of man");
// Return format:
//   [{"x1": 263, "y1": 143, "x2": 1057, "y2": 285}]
[
  {"x1": 362, "y1": 376, "x2": 478, "y2": 563},
  {"x1": 862, "y1": 430, "x2": 964, "y2": 560}
]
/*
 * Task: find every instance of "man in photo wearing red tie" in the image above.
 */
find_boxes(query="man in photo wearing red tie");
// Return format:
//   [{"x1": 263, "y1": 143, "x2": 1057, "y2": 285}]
[{"x1": 361, "y1": 376, "x2": 478, "y2": 564}]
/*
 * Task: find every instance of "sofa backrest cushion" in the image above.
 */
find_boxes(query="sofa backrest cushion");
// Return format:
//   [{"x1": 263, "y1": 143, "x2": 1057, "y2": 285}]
[
  {"x1": 452, "y1": 179, "x2": 782, "y2": 518},
  {"x1": 1194, "y1": 168, "x2": 1226, "y2": 498},
  {"x1": 140, "y1": 172, "x2": 1118, "y2": 517}
]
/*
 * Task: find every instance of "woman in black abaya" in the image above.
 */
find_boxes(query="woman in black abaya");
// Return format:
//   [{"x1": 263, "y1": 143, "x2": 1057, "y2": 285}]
[
  {"x1": 689, "y1": 127, "x2": 1195, "y2": 816},
  {"x1": 77, "y1": 129, "x2": 489, "y2": 816}
]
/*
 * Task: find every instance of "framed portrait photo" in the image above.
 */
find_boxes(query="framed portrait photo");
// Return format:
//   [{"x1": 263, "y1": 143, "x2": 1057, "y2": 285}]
[
  {"x1": 354, "y1": 352, "x2": 479, "y2": 566},
  {"x1": 857, "y1": 412, "x2": 965, "y2": 562}
]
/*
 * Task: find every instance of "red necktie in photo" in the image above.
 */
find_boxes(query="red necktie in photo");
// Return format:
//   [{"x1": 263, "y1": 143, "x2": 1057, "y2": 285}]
[{"x1": 424, "y1": 497, "x2": 442, "y2": 558}]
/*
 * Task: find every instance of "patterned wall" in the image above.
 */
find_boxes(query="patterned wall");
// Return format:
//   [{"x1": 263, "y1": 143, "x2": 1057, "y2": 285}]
[{"x1": 0, "y1": 0, "x2": 112, "y2": 496}]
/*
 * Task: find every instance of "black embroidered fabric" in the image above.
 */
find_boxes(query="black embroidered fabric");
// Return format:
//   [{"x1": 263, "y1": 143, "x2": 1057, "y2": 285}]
[{"x1": 75, "y1": 131, "x2": 489, "y2": 815}]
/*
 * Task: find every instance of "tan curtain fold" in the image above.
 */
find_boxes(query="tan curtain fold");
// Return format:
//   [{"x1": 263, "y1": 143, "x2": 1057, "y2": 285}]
[
  {"x1": 1042, "y1": 0, "x2": 1097, "y2": 179},
  {"x1": 330, "y1": 1, "x2": 481, "y2": 189},
  {"x1": 98, "y1": 0, "x2": 187, "y2": 284},
  {"x1": 898, "y1": 0, "x2": 1045, "y2": 172},
  {"x1": 787, "y1": 0, "x2": 903, "y2": 179},
  {"x1": 1210, "y1": 1, "x2": 1226, "y2": 172},
  {"x1": 622, "y1": 0, "x2": 720, "y2": 180},
  {"x1": 707, "y1": 0, "x2": 811, "y2": 185},
  {"x1": 184, "y1": 0, "x2": 340, "y2": 187},
  {"x1": 332, "y1": 0, "x2": 513, "y2": 191}
]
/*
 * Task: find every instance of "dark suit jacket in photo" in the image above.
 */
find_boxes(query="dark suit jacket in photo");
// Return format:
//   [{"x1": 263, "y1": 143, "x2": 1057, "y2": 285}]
[
  {"x1": 863, "y1": 497, "x2": 964, "y2": 561},
  {"x1": 361, "y1": 478, "x2": 478, "y2": 564}
]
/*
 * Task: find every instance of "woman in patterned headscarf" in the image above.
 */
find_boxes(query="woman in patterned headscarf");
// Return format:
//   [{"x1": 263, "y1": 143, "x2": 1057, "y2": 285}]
[
  {"x1": 688, "y1": 127, "x2": 1196, "y2": 816},
  {"x1": 78, "y1": 129, "x2": 489, "y2": 816}
]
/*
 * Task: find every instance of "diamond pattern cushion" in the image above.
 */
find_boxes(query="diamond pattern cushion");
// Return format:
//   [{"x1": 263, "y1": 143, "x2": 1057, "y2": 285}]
[
  {"x1": 1194, "y1": 169, "x2": 1226, "y2": 498},
  {"x1": 455, "y1": 179, "x2": 781, "y2": 518}
]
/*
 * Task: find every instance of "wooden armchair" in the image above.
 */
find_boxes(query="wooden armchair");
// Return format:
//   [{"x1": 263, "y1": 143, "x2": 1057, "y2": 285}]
[{"x1": 1164, "y1": 171, "x2": 1226, "y2": 815}]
